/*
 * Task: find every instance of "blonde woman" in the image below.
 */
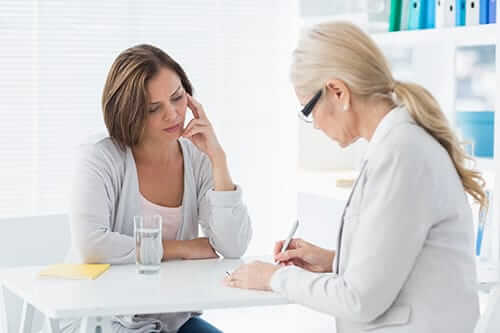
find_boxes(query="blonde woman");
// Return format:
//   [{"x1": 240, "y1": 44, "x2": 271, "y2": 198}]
[
  {"x1": 67, "y1": 44, "x2": 252, "y2": 332},
  {"x1": 226, "y1": 22, "x2": 484, "y2": 332}
]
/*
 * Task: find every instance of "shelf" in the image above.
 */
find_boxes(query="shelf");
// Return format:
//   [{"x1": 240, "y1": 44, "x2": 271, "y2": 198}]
[
  {"x1": 475, "y1": 158, "x2": 497, "y2": 173},
  {"x1": 371, "y1": 24, "x2": 497, "y2": 48}
]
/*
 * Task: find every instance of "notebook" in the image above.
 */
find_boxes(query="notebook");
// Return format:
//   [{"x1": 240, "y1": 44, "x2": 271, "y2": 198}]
[{"x1": 38, "y1": 264, "x2": 110, "y2": 280}]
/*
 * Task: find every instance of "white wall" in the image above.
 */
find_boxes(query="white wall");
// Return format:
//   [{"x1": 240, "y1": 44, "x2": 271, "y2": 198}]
[
  {"x1": 299, "y1": 122, "x2": 368, "y2": 171},
  {"x1": 0, "y1": 0, "x2": 302, "y2": 259},
  {"x1": 207, "y1": 2, "x2": 301, "y2": 255}
]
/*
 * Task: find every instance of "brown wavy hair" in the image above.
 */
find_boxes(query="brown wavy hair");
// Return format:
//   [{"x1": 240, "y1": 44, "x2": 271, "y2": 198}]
[{"x1": 102, "y1": 44, "x2": 193, "y2": 150}]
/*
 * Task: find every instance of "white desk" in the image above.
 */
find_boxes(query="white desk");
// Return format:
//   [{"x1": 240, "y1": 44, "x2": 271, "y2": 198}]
[{"x1": 0, "y1": 257, "x2": 289, "y2": 333}]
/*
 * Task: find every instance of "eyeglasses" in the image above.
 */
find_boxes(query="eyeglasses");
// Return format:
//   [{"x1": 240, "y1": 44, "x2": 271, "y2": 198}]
[{"x1": 298, "y1": 90, "x2": 322, "y2": 123}]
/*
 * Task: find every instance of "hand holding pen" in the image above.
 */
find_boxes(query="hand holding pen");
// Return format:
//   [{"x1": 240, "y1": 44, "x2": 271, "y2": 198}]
[
  {"x1": 225, "y1": 220, "x2": 335, "y2": 290},
  {"x1": 275, "y1": 220, "x2": 299, "y2": 263},
  {"x1": 273, "y1": 222, "x2": 336, "y2": 273}
]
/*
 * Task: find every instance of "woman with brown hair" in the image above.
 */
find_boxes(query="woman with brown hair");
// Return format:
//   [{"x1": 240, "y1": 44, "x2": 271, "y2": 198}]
[{"x1": 67, "y1": 44, "x2": 251, "y2": 332}]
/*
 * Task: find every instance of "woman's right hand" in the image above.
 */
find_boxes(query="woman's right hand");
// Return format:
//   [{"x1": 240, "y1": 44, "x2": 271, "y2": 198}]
[
  {"x1": 183, "y1": 238, "x2": 219, "y2": 259},
  {"x1": 273, "y1": 238, "x2": 335, "y2": 273},
  {"x1": 163, "y1": 238, "x2": 218, "y2": 261}
]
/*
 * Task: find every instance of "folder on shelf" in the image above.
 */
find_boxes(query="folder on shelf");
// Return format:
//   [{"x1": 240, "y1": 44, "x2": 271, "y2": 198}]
[
  {"x1": 425, "y1": 0, "x2": 436, "y2": 28},
  {"x1": 408, "y1": 0, "x2": 435, "y2": 29},
  {"x1": 408, "y1": 0, "x2": 426, "y2": 29},
  {"x1": 489, "y1": 0, "x2": 497, "y2": 22},
  {"x1": 389, "y1": 0, "x2": 403, "y2": 31},
  {"x1": 408, "y1": 0, "x2": 419, "y2": 29},
  {"x1": 466, "y1": 0, "x2": 480, "y2": 25},
  {"x1": 480, "y1": 0, "x2": 489, "y2": 23},
  {"x1": 456, "y1": 0, "x2": 467, "y2": 25},
  {"x1": 436, "y1": 0, "x2": 456, "y2": 27},
  {"x1": 435, "y1": 0, "x2": 444, "y2": 27},
  {"x1": 38, "y1": 264, "x2": 110, "y2": 280},
  {"x1": 401, "y1": 0, "x2": 411, "y2": 29}
]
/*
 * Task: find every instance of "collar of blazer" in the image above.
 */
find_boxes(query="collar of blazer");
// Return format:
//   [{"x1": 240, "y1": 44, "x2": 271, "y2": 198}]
[{"x1": 363, "y1": 105, "x2": 415, "y2": 163}]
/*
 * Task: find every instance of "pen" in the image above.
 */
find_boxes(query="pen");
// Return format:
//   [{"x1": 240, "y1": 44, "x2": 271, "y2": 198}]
[
  {"x1": 476, "y1": 190, "x2": 491, "y2": 256},
  {"x1": 276, "y1": 220, "x2": 300, "y2": 264}
]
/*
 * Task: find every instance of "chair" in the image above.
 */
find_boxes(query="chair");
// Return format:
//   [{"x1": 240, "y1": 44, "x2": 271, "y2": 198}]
[{"x1": 0, "y1": 214, "x2": 70, "y2": 333}]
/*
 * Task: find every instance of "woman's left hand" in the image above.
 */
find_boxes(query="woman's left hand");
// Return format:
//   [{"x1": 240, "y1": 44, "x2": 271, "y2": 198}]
[
  {"x1": 224, "y1": 261, "x2": 281, "y2": 291},
  {"x1": 182, "y1": 95, "x2": 224, "y2": 160}
]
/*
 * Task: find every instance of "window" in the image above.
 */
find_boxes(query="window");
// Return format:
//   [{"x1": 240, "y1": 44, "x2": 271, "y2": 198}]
[{"x1": 0, "y1": 0, "x2": 299, "y2": 250}]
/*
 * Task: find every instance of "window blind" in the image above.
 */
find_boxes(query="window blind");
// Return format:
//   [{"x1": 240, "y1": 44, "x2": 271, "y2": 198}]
[{"x1": 0, "y1": 0, "x2": 299, "y2": 230}]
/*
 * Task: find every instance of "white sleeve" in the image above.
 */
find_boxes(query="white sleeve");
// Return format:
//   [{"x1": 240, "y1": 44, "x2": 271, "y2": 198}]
[
  {"x1": 270, "y1": 146, "x2": 432, "y2": 323},
  {"x1": 197, "y1": 153, "x2": 252, "y2": 258}
]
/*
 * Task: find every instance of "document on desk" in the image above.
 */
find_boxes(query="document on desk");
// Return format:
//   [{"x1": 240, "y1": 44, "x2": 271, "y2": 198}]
[{"x1": 38, "y1": 264, "x2": 110, "y2": 280}]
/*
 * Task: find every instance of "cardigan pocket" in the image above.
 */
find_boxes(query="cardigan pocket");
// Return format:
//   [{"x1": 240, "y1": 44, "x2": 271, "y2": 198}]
[{"x1": 362, "y1": 305, "x2": 411, "y2": 331}]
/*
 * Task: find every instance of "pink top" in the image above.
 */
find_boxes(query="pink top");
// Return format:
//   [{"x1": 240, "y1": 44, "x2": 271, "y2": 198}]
[{"x1": 140, "y1": 193, "x2": 183, "y2": 240}]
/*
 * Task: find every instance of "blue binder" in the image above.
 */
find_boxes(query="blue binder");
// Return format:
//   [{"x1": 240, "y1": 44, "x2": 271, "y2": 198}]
[
  {"x1": 425, "y1": 0, "x2": 436, "y2": 27},
  {"x1": 489, "y1": 0, "x2": 497, "y2": 22},
  {"x1": 480, "y1": 0, "x2": 489, "y2": 23},
  {"x1": 408, "y1": 0, "x2": 434, "y2": 29},
  {"x1": 456, "y1": 0, "x2": 467, "y2": 25},
  {"x1": 408, "y1": 0, "x2": 422, "y2": 29}
]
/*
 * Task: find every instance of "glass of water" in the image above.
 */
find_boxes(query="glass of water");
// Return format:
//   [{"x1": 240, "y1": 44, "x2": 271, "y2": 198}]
[{"x1": 134, "y1": 215, "x2": 163, "y2": 274}]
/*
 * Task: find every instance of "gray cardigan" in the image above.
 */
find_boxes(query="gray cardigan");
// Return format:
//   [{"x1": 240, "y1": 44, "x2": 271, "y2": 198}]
[
  {"x1": 67, "y1": 136, "x2": 252, "y2": 264},
  {"x1": 65, "y1": 136, "x2": 252, "y2": 332}
]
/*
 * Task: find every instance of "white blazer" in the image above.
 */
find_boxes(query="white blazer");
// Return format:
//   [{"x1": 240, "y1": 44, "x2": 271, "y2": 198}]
[{"x1": 271, "y1": 106, "x2": 479, "y2": 332}]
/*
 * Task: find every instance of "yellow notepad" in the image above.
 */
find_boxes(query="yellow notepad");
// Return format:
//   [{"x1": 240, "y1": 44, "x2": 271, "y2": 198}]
[{"x1": 38, "y1": 264, "x2": 110, "y2": 280}]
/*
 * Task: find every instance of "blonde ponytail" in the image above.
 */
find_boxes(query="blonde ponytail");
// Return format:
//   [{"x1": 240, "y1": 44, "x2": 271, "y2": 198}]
[
  {"x1": 291, "y1": 21, "x2": 487, "y2": 208},
  {"x1": 393, "y1": 81, "x2": 487, "y2": 207}
]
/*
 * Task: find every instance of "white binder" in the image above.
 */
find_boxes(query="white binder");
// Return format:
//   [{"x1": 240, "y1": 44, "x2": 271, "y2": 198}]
[
  {"x1": 436, "y1": 0, "x2": 456, "y2": 27},
  {"x1": 401, "y1": 0, "x2": 410, "y2": 30},
  {"x1": 466, "y1": 0, "x2": 480, "y2": 24}
]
